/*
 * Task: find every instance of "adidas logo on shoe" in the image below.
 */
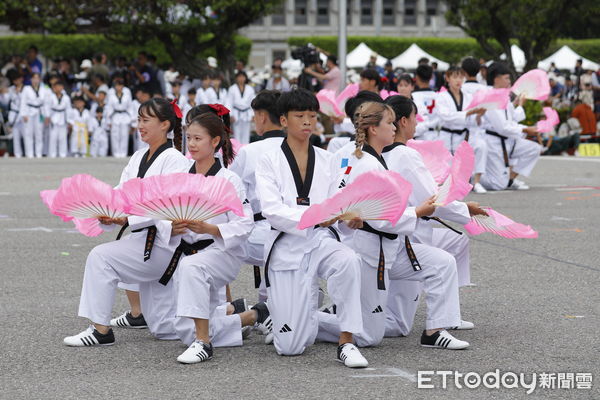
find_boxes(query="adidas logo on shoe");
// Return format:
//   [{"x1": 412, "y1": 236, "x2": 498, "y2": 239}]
[
  {"x1": 279, "y1": 324, "x2": 292, "y2": 333},
  {"x1": 372, "y1": 305, "x2": 383, "y2": 313}
]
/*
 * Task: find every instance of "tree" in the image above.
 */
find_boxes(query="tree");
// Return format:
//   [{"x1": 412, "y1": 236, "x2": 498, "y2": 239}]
[
  {"x1": 0, "y1": 0, "x2": 283, "y2": 78},
  {"x1": 445, "y1": 0, "x2": 583, "y2": 72}
]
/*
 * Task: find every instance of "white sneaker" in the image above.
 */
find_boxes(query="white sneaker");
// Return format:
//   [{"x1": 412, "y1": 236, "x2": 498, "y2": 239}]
[
  {"x1": 63, "y1": 325, "x2": 115, "y2": 347},
  {"x1": 110, "y1": 311, "x2": 148, "y2": 329},
  {"x1": 177, "y1": 340, "x2": 213, "y2": 364},
  {"x1": 472, "y1": 183, "x2": 487, "y2": 194},
  {"x1": 509, "y1": 179, "x2": 530, "y2": 190},
  {"x1": 420, "y1": 329, "x2": 469, "y2": 350},
  {"x1": 448, "y1": 320, "x2": 475, "y2": 330},
  {"x1": 337, "y1": 343, "x2": 369, "y2": 368}
]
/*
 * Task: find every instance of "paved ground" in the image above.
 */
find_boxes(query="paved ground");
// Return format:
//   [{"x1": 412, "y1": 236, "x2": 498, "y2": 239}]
[{"x1": 0, "y1": 156, "x2": 598, "y2": 400}]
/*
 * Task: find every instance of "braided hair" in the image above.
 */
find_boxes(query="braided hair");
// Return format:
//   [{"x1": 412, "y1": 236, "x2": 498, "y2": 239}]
[{"x1": 353, "y1": 101, "x2": 395, "y2": 158}]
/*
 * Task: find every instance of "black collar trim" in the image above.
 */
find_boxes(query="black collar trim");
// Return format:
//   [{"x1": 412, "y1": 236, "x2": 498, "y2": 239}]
[
  {"x1": 137, "y1": 140, "x2": 173, "y2": 178},
  {"x1": 281, "y1": 139, "x2": 315, "y2": 198}
]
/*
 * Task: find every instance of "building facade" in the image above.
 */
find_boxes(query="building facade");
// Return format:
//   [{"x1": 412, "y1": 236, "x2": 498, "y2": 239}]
[{"x1": 240, "y1": 0, "x2": 465, "y2": 68}]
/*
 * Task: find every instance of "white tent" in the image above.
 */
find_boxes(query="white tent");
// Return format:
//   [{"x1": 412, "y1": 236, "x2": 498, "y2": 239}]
[
  {"x1": 346, "y1": 42, "x2": 387, "y2": 69},
  {"x1": 537, "y1": 45, "x2": 599, "y2": 71},
  {"x1": 500, "y1": 44, "x2": 526, "y2": 72},
  {"x1": 391, "y1": 43, "x2": 449, "y2": 71}
]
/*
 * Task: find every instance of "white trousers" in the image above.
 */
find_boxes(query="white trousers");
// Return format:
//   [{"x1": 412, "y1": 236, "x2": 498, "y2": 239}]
[
  {"x1": 48, "y1": 124, "x2": 68, "y2": 158},
  {"x1": 509, "y1": 137, "x2": 541, "y2": 177},
  {"x1": 78, "y1": 232, "x2": 175, "y2": 336},
  {"x1": 11, "y1": 121, "x2": 25, "y2": 158},
  {"x1": 316, "y1": 260, "x2": 390, "y2": 347},
  {"x1": 110, "y1": 123, "x2": 130, "y2": 158},
  {"x1": 24, "y1": 116, "x2": 43, "y2": 158},
  {"x1": 233, "y1": 120, "x2": 251, "y2": 145},
  {"x1": 480, "y1": 134, "x2": 511, "y2": 190},
  {"x1": 90, "y1": 132, "x2": 109, "y2": 157},
  {"x1": 384, "y1": 243, "x2": 461, "y2": 337},
  {"x1": 384, "y1": 229, "x2": 469, "y2": 337},
  {"x1": 438, "y1": 130, "x2": 488, "y2": 175},
  {"x1": 240, "y1": 222, "x2": 269, "y2": 302},
  {"x1": 174, "y1": 247, "x2": 243, "y2": 347},
  {"x1": 70, "y1": 126, "x2": 88, "y2": 156},
  {"x1": 267, "y1": 236, "x2": 363, "y2": 356}
]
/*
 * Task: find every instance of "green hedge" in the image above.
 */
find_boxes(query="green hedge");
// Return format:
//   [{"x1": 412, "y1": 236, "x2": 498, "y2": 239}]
[
  {"x1": 0, "y1": 34, "x2": 252, "y2": 66},
  {"x1": 288, "y1": 36, "x2": 600, "y2": 65}
]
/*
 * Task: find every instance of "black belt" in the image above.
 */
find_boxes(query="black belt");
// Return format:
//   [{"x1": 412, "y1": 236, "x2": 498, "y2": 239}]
[
  {"x1": 404, "y1": 236, "x2": 422, "y2": 272},
  {"x1": 131, "y1": 225, "x2": 158, "y2": 262},
  {"x1": 51, "y1": 108, "x2": 67, "y2": 112},
  {"x1": 441, "y1": 127, "x2": 469, "y2": 141},
  {"x1": 234, "y1": 107, "x2": 251, "y2": 112},
  {"x1": 159, "y1": 238, "x2": 214, "y2": 285},
  {"x1": 264, "y1": 226, "x2": 341, "y2": 288},
  {"x1": 252, "y1": 212, "x2": 266, "y2": 288},
  {"x1": 486, "y1": 130, "x2": 510, "y2": 167},
  {"x1": 27, "y1": 103, "x2": 42, "y2": 108},
  {"x1": 359, "y1": 222, "x2": 399, "y2": 290},
  {"x1": 421, "y1": 216, "x2": 463, "y2": 235},
  {"x1": 253, "y1": 212, "x2": 265, "y2": 222}
]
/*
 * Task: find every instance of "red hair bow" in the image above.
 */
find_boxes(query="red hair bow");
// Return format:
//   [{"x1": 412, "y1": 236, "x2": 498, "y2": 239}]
[
  {"x1": 381, "y1": 76, "x2": 389, "y2": 83},
  {"x1": 170, "y1": 99, "x2": 183, "y2": 119},
  {"x1": 208, "y1": 103, "x2": 230, "y2": 116}
]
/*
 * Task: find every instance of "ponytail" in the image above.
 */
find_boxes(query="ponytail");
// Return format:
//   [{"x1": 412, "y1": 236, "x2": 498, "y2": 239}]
[
  {"x1": 220, "y1": 126, "x2": 236, "y2": 168},
  {"x1": 172, "y1": 117, "x2": 183, "y2": 152},
  {"x1": 353, "y1": 101, "x2": 394, "y2": 158}
]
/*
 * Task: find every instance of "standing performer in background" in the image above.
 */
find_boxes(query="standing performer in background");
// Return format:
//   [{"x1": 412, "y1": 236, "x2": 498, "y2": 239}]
[
  {"x1": 228, "y1": 71, "x2": 255, "y2": 145},
  {"x1": 19, "y1": 72, "x2": 47, "y2": 158},
  {"x1": 44, "y1": 80, "x2": 71, "y2": 158},
  {"x1": 106, "y1": 78, "x2": 133, "y2": 157},
  {"x1": 68, "y1": 96, "x2": 91, "y2": 157}
]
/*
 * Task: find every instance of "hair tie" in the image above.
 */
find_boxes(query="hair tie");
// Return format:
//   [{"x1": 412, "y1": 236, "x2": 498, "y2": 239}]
[
  {"x1": 208, "y1": 103, "x2": 230, "y2": 117},
  {"x1": 170, "y1": 99, "x2": 183, "y2": 119}
]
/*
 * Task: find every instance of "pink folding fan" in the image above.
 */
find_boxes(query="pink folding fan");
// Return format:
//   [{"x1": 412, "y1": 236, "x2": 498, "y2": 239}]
[
  {"x1": 465, "y1": 88, "x2": 511, "y2": 111},
  {"x1": 297, "y1": 170, "x2": 412, "y2": 230},
  {"x1": 317, "y1": 89, "x2": 344, "y2": 117},
  {"x1": 464, "y1": 207, "x2": 538, "y2": 238},
  {"x1": 121, "y1": 172, "x2": 244, "y2": 222},
  {"x1": 434, "y1": 141, "x2": 475, "y2": 206},
  {"x1": 536, "y1": 107, "x2": 560, "y2": 133},
  {"x1": 406, "y1": 139, "x2": 452, "y2": 184},
  {"x1": 511, "y1": 69, "x2": 551, "y2": 101}
]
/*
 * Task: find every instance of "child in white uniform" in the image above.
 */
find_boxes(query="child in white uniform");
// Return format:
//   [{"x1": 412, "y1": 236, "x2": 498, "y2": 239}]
[
  {"x1": 228, "y1": 72, "x2": 255, "y2": 145},
  {"x1": 63, "y1": 98, "x2": 190, "y2": 347},
  {"x1": 255, "y1": 88, "x2": 368, "y2": 368},
  {"x1": 230, "y1": 90, "x2": 286, "y2": 303},
  {"x1": 68, "y1": 96, "x2": 91, "y2": 157},
  {"x1": 7, "y1": 72, "x2": 25, "y2": 158},
  {"x1": 89, "y1": 106, "x2": 109, "y2": 157},
  {"x1": 173, "y1": 113, "x2": 267, "y2": 364},
  {"x1": 19, "y1": 72, "x2": 47, "y2": 158},
  {"x1": 106, "y1": 78, "x2": 133, "y2": 158},
  {"x1": 44, "y1": 80, "x2": 71, "y2": 158}
]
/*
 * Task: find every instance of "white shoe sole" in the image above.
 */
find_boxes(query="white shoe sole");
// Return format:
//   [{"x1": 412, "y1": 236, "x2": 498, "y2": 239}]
[
  {"x1": 421, "y1": 343, "x2": 469, "y2": 350},
  {"x1": 177, "y1": 356, "x2": 212, "y2": 364},
  {"x1": 336, "y1": 358, "x2": 369, "y2": 368},
  {"x1": 64, "y1": 341, "x2": 115, "y2": 347}
]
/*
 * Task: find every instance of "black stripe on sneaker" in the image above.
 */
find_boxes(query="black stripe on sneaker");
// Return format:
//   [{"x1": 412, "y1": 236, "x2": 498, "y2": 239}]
[{"x1": 83, "y1": 336, "x2": 92, "y2": 346}]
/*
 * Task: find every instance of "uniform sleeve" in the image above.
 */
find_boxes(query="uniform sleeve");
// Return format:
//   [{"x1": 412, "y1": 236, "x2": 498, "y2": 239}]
[
  {"x1": 213, "y1": 176, "x2": 254, "y2": 250},
  {"x1": 228, "y1": 146, "x2": 246, "y2": 180},
  {"x1": 512, "y1": 105, "x2": 526, "y2": 123},
  {"x1": 436, "y1": 93, "x2": 467, "y2": 126},
  {"x1": 256, "y1": 154, "x2": 308, "y2": 237},
  {"x1": 433, "y1": 201, "x2": 471, "y2": 225},
  {"x1": 484, "y1": 110, "x2": 523, "y2": 138}
]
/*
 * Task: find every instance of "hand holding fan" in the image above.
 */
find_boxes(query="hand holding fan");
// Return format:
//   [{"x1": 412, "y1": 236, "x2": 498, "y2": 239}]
[
  {"x1": 434, "y1": 141, "x2": 475, "y2": 206},
  {"x1": 406, "y1": 139, "x2": 452, "y2": 184},
  {"x1": 511, "y1": 69, "x2": 550, "y2": 101},
  {"x1": 536, "y1": 107, "x2": 560, "y2": 133},
  {"x1": 297, "y1": 170, "x2": 412, "y2": 230},
  {"x1": 464, "y1": 207, "x2": 538, "y2": 238},
  {"x1": 122, "y1": 172, "x2": 244, "y2": 222},
  {"x1": 316, "y1": 89, "x2": 344, "y2": 117},
  {"x1": 48, "y1": 174, "x2": 129, "y2": 221},
  {"x1": 465, "y1": 88, "x2": 510, "y2": 111}
]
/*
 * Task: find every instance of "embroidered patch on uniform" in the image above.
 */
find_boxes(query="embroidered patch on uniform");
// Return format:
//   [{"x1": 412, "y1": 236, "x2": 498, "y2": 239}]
[{"x1": 341, "y1": 158, "x2": 349, "y2": 168}]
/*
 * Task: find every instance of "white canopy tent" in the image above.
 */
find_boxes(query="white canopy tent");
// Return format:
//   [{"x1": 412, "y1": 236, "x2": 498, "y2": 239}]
[
  {"x1": 391, "y1": 43, "x2": 449, "y2": 70},
  {"x1": 537, "y1": 45, "x2": 599, "y2": 71},
  {"x1": 346, "y1": 42, "x2": 387, "y2": 68},
  {"x1": 500, "y1": 44, "x2": 526, "y2": 72}
]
